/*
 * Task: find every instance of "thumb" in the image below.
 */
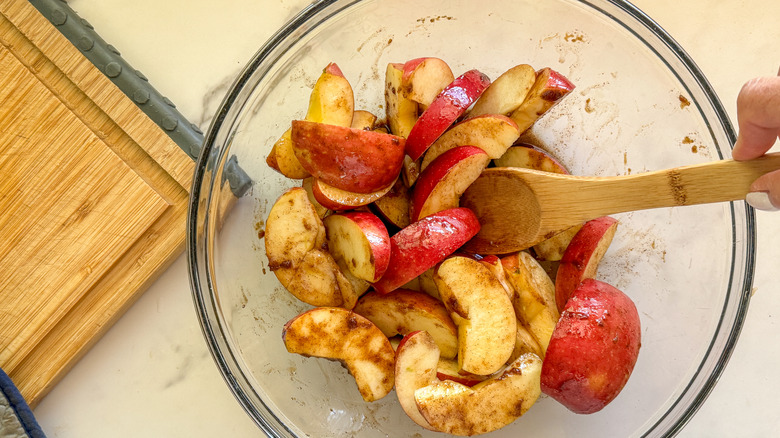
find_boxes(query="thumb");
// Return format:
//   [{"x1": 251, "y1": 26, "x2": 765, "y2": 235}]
[{"x1": 732, "y1": 73, "x2": 780, "y2": 161}]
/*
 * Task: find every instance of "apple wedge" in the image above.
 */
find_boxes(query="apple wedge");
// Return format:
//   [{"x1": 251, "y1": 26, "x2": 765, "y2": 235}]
[
  {"x1": 301, "y1": 177, "x2": 331, "y2": 219},
  {"x1": 410, "y1": 146, "x2": 490, "y2": 222},
  {"x1": 353, "y1": 289, "x2": 458, "y2": 359},
  {"x1": 401, "y1": 57, "x2": 455, "y2": 107},
  {"x1": 311, "y1": 177, "x2": 395, "y2": 211},
  {"x1": 371, "y1": 178, "x2": 411, "y2": 229},
  {"x1": 434, "y1": 256, "x2": 516, "y2": 375},
  {"x1": 436, "y1": 358, "x2": 489, "y2": 387},
  {"x1": 509, "y1": 67, "x2": 575, "y2": 134},
  {"x1": 268, "y1": 62, "x2": 354, "y2": 178},
  {"x1": 385, "y1": 63, "x2": 418, "y2": 138},
  {"x1": 533, "y1": 224, "x2": 583, "y2": 262},
  {"x1": 501, "y1": 251, "x2": 559, "y2": 353},
  {"x1": 405, "y1": 69, "x2": 491, "y2": 160},
  {"x1": 351, "y1": 109, "x2": 378, "y2": 130},
  {"x1": 372, "y1": 208, "x2": 481, "y2": 294},
  {"x1": 493, "y1": 143, "x2": 569, "y2": 174},
  {"x1": 467, "y1": 63, "x2": 537, "y2": 118},
  {"x1": 282, "y1": 307, "x2": 395, "y2": 402},
  {"x1": 291, "y1": 120, "x2": 405, "y2": 193},
  {"x1": 541, "y1": 279, "x2": 641, "y2": 414},
  {"x1": 394, "y1": 331, "x2": 439, "y2": 430},
  {"x1": 415, "y1": 353, "x2": 543, "y2": 436},
  {"x1": 324, "y1": 212, "x2": 391, "y2": 283},
  {"x1": 555, "y1": 216, "x2": 619, "y2": 311},
  {"x1": 419, "y1": 114, "x2": 521, "y2": 171}
]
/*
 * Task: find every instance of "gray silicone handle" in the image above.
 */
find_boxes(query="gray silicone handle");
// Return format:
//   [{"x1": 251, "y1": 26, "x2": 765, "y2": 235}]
[{"x1": 29, "y1": 0, "x2": 251, "y2": 197}]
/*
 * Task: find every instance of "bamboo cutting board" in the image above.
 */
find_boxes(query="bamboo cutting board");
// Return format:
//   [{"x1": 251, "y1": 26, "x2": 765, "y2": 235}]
[{"x1": 0, "y1": 1, "x2": 194, "y2": 406}]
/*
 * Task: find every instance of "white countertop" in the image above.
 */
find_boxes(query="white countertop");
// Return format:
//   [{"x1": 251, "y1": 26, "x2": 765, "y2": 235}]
[{"x1": 32, "y1": 1, "x2": 780, "y2": 436}]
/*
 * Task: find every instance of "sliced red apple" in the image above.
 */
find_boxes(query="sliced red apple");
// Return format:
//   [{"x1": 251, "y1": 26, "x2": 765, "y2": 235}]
[
  {"x1": 555, "y1": 216, "x2": 619, "y2": 311},
  {"x1": 301, "y1": 177, "x2": 331, "y2": 219},
  {"x1": 385, "y1": 63, "x2": 419, "y2": 138},
  {"x1": 351, "y1": 109, "x2": 378, "y2": 130},
  {"x1": 419, "y1": 114, "x2": 521, "y2": 171},
  {"x1": 405, "y1": 69, "x2": 491, "y2": 160},
  {"x1": 401, "y1": 57, "x2": 455, "y2": 107},
  {"x1": 324, "y1": 212, "x2": 391, "y2": 283},
  {"x1": 291, "y1": 120, "x2": 405, "y2": 193},
  {"x1": 433, "y1": 256, "x2": 516, "y2": 375},
  {"x1": 410, "y1": 146, "x2": 490, "y2": 222},
  {"x1": 493, "y1": 143, "x2": 569, "y2": 174},
  {"x1": 509, "y1": 67, "x2": 575, "y2": 134},
  {"x1": 311, "y1": 177, "x2": 395, "y2": 211},
  {"x1": 353, "y1": 289, "x2": 458, "y2": 359},
  {"x1": 372, "y1": 208, "x2": 481, "y2": 294},
  {"x1": 282, "y1": 307, "x2": 395, "y2": 402},
  {"x1": 435, "y1": 358, "x2": 489, "y2": 387},
  {"x1": 371, "y1": 178, "x2": 411, "y2": 229},
  {"x1": 468, "y1": 63, "x2": 537, "y2": 118},
  {"x1": 394, "y1": 331, "x2": 439, "y2": 430},
  {"x1": 533, "y1": 224, "x2": 583, "y2": 262}
]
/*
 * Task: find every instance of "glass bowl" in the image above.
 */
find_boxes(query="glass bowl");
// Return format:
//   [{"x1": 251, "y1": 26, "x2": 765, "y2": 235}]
[{"x1": 187, "y1": 0, "x2": 755, "y2": 436}]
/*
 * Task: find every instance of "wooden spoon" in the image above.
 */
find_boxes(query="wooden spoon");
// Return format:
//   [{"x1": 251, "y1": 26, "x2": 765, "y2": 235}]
[{"x1": 460, "y1": 152, "x2": 780, "y2": 254}]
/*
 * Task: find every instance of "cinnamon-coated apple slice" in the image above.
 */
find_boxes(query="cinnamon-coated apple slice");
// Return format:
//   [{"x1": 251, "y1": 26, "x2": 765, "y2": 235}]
[
  {"x1": 351, "y1": 109, "x2": 378, "y2": 130},
  {"x1": 555, "y1": 216, "x2": 618, "y2": 310},
  {"x1": 372, "y1": 208, "x2": 481, "y2": 294},
  {"x1": 370, "y1": 178, "x2": 411, "y2": 229},
  {"x1": 410, "y1": 146, "x2": 490, "y2": 222},
  {"x1": 541, "y1": 279, "x2": 641, "y2": 414},
  {"x1": 467, "y1": 63, "x2": 537, "y2": 118},
  {"x1": 394, "y1": 331, "x2": 440, "y2": 430},
  {"x1": 405, "y1": 69, "x2": 491, "y2": 160},
  {"x1": 401, "y1": 57, "x2": 455, "y2": 107},
  {"x1": 268, "y1": 62, "x2": 354, "y2": 178},
  {"x1": 291, "y1": 120, "x2": 405, "y2": 193},
  {"x1": 385, "y1": 63, "x2": 419, "y2": 138},
  {"x1": 435, "y1": 358, "x2": 489, "y2": 387},
  {"x1": 509, "y1": 67, "x2": 575, "y2": 134},
  {"x1": 414, "y1": 353, "x2": 543, "y2": 436},
  {"x1": 324, "y1": 212, "x2": 391, "y2": 283},
  {"x1": 419, "y1": 114, "x2": 521, "y2": 171},
  {"x1": 301, "y1": 177, "x2": 332, "y2": 219},
  {"x1": 282, "y1": 307, "x2": 395, "y2": 402},
  {"x1": 311, "y1": 177, "x2": 395, "y2": 211},
  {"x1": 493, "y1": 143, "x2": 569, "y2": 174},
  {"x1": 353, "y1": 289, "x2": 458, "y2": 359},
  {"x1": 433, "y1": 256, "x2": 516, "y2": 375}
]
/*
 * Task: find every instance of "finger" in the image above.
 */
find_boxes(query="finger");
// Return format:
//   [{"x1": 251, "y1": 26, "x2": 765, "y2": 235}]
[
  {"x1": 746, "y1": 169, "x2": 780, "y2": 210},
  {"x1": 732, "y1": 76, "x2": 780, "y2": 161}
]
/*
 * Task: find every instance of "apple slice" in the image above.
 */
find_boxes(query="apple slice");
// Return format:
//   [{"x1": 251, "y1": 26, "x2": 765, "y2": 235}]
[
  {"x1": 555, "y1": 216, "x2": 618, "y2": 311},
  {"x1": 353, "y1": 289, "x2": 458, "y2": 359},
  {"x1": 291, "y1": 120, "x2": 405, "y2": 193},
  {"x1": 509, "y1": 67, "x2": 575, "y2": 134},
  {"x1": 417, "y1": 268, "x2": 440, "y2": 300},
  {"x1": 435, "y1": 358, "x2": 489, "y2": 387},
  {"x1": 351, "y1": 109, "x2": 378, "y2": 130},
  {"x1": 510, "y1": 322, "x2": 544, "y2": 362},
  {"x1": 372, "y1": 208, "x2": 481, "y2": 294},
  {"x1": 493, "y1": 143, "x2": 569, "y2": 174},
  {"x1": 434, "y1": 256, "x2": 516, "y2": 375},
  {"x1": 401, "y1": 57, "x2": 455, "y2": 107},
  {"x1": 268, "y1": 62, "x2": 354, "y2": 178},
  {"x1": 311, "y1": 177, "x2": 395, "y2": 211},
  {"x1": 324, "y1": 212, "x2": 391, "y2": 282},
  {"x1": 282, "y1": 307, "x2": 395, "y2": 402},
  {"x1": 405, "y1": 69, "x2": 491, "y2": 160},
  {"x1": 394, "y1": 331, "x2": 439, "y2": 430},
  {"x1": 467, "y1": 63, "x2": 537, "y2": 118},
  {"x1": 541, "y1": 279, "x2": 641, "y2": 414},
  {"x1": 410, "y1": 146, "x2": 490, "y2": 222},
  {"x1": 385, "y1": 63, "x2": 419, "y2": 138},
  {"x1": 533, "y1": 224, "x2": 583, "y2": 262},
  {"x1": 419, "y1": 114, "x2": 521, "y2": 171},
  {"x1": 415, "y1": 353, "x2": 543, "y2": 436},
  {"x1": 301, "y1": 177, "x2": 331, "y2": 219},
  {"x1": 401, "y1": 155, "x2": 421, "y2": 187},
  {"x1": 501, "y1": 251, "x2": 559, "y2": 353},
  {"x1": 371, "y1": 178, "x2": 411, "y2": 229}
]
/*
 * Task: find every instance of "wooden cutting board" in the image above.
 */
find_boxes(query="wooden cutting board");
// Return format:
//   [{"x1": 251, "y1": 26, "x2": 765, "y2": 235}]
[{"x1": 0, "y1": 1, "x2": 194, "y2": 406}]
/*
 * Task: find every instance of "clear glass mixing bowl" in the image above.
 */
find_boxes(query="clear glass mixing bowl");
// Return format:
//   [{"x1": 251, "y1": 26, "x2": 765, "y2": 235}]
[{"x1": 188, "y1": 0, "x2": 755, "y2": 436}]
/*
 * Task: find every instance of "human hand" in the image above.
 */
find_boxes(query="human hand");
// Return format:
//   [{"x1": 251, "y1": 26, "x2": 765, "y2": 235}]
[{"x1": 732, "y1": 69, "x2": 780, "y2": 211}]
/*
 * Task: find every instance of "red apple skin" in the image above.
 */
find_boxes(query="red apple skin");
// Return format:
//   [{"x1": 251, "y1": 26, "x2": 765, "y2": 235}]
[
  {"x1": 291, "y1": 120, "x2": 405, "y2": 193},
  {"x1": 410, "y1": 146, "x2": 490, "y2": 222},
  {"x1": 510, "y1": 68, "x2": 575, "y2": 133},
  {"x1": 405, "y1": 70, "x2": 491, "y2": 160},
  {"x1": 401, "y1": 58, "x2": 427, "y2": 81},
  {"x1": 324, "y1": 62, "x2": 344, "y2": 77},
  {"x1": 555, "y1": 216, "x2": 618, "y2": 311},
  {"x1": 541, "y1": 279, "x2": 641, "y2": 414},
  {"x1": 332, "y1": 212, "x2": 392, "y2": 282},
  {"x1": 372, "y1": 208, "x2": 481, "y2": 294}
]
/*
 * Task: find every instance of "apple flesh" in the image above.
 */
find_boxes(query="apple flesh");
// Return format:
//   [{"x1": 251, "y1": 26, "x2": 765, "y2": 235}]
[
  {"x1": 405, "y1": 69, "x2": 491, "y2": 160},
  {"x1": 467, "y1": 63, "x2": 537, "y2": 118},
  {"x1": 415, "y1": 353, "x2": 543, "y2": 436},
  {"x1": 372, "y1": 208, "x2": 480, "y2": 294},
  {"x1": 351, "y1": 109, "x2": 378, "y2": 130},
  {"x1": 410, "y1": 146, "x2": 490, "y2": 222},
  {"x1": 311, "y1": 177, "x2": 395, "y2": 211},
  {"x1": 509, "y1": 67, "x2": 575, "y2": 134},
  {"x1": 291, "y1": 120, "x2": 405, "y2": 193},
  {"x1": 493, "y1": 143, "x2": 569, "y2": 174},
  {"x1": 370, "y1": 178, "x2": 411, "y2": 229},
  {"x1": 401, "y1": 57, "x2": 455, "y2": 107},
  {"x1": 394, "y1": 331, "x2": 439, "y2": 430},
  {"x1": 436, "y1": 358, "x2": 489, "y2": 387},
  {"x1": 385, "y1": 63, "x2": 418, "y2": 138},
  {"x1": 353, "y1": 289, "x2": 458, "y2": 359},
  {"x1": 282, "y1": 307, "x2": 395, "y2": 402},
  {"x1": 324, "y1": 212, "x2": 391, "y2": 282},
  {"x1": 541, "y1": 279, "x2": 641, "y2": 414},
  {"x1": 419, "y1": 114, "x2": 521, "y2": 171},
  {"x1": 434, "y1": 256, "x2": 516, "y2": 375},
  {"x1": 555, "y1": 216, "x2": 619, "y2": 311}
]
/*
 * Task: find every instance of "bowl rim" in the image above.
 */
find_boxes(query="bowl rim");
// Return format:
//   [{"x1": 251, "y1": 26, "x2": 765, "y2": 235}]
[{"x1": 187, "y1": 0, "x2": 756, "y2": 436}]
